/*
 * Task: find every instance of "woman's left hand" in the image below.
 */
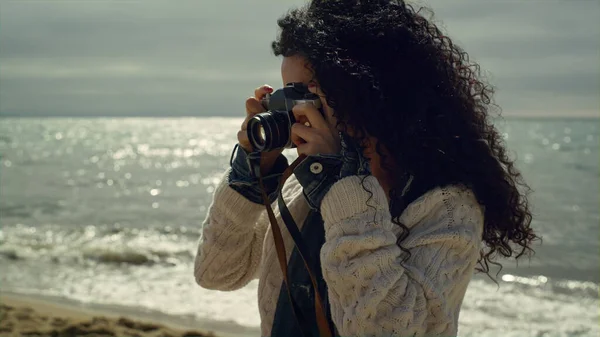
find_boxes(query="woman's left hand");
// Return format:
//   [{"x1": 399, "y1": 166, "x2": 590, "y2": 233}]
[{"x1": 291, "y1": 85, "x2": 341, "y2": 156}]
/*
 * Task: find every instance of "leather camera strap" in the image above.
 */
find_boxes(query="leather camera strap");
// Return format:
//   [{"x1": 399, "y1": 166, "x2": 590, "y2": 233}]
[{"x1": 256, "y1": 154, "x2": 333, "y2": 337}]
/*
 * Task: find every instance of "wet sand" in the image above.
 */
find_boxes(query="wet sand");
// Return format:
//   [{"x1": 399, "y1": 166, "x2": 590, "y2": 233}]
[{"x1": 0, "y1": 292, "x2": 219, "y2": 337}]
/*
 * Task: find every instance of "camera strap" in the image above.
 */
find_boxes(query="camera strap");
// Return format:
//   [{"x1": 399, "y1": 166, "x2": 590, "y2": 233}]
[{"x1": 253, "y1": 154, "x2": 333, "y2": 337}]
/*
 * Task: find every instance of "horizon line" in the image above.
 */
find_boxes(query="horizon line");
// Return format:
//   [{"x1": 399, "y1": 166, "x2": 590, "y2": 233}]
[{"x1": 1, "y1": 114, "x2": 599, "y2": 120}]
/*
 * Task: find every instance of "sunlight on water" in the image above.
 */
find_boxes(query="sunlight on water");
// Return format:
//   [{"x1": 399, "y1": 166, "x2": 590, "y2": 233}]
[
  {"x1": 0, "y1": 117, "x2": 598, "y2": 336},
  {"x1": 502, "y1": 274, "x2": 548, "y2": 285}
]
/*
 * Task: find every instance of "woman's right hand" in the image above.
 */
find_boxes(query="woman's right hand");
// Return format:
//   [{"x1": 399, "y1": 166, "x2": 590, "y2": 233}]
[{"x1": 237, "y1": 84, "x2": 285, "y2": 176}]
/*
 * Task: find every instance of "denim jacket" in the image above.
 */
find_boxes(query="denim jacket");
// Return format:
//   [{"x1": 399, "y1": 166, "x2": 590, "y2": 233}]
[
  {"x1": 293, "y1": 133, "x2": 371, "y2": 210},
  {"x1": 228, "y1": 133, "x2": 370, "y2": 209},
  {"x1": 228, "y1": 144, "x2": 289, "y2": 204},
  {"x1": 227, "y1": 134, "x2": 370, "y2": 336}
]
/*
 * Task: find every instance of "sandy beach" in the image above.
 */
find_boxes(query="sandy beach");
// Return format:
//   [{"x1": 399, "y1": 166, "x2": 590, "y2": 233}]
[{"x1": 0, "y1": 292, "x2": 250, "y2": 337}]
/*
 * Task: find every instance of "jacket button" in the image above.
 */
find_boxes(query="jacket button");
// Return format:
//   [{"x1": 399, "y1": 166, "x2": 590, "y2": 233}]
[{"x1": 310, "y1": 162, "x2": 323, "y2": 174}]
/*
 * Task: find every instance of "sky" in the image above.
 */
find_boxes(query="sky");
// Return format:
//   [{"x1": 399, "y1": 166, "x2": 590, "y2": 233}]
[{"x1": 0, "y1": 0, "x2": 598, "y2": 117}]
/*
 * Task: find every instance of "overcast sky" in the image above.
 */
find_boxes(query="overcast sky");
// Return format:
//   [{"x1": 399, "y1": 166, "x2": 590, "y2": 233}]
[{"x1": 0, "y1": 0, "x2": 598, "y2": 117}]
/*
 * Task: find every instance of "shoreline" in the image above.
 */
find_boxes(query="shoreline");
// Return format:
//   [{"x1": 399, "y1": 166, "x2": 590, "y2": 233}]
[{"x1": 0, "y1": 291, "x2": 260, "y2": 337}]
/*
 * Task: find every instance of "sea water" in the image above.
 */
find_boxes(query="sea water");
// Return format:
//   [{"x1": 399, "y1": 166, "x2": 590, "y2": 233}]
[{"x1": 0, "y1": 117, "x2": 598, "y2": 336}]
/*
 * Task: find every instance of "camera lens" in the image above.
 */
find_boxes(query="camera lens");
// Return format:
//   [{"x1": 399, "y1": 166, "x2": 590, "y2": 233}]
[
  {"x1": 247, "y1": 111, "x2": 293, "y2": 152},
  {"x1": 250, "y1": 122, "x2": 265, "y2": 148},
  {"x1": 247, "y1": 117, "x2": 265, "y2": 151},
  {"x1": 259, "y1": 125, "x2": 266, "y2": 145}
]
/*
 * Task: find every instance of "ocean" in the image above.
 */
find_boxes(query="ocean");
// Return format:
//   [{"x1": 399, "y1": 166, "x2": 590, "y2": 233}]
[{"x1": 0, "y1": 117, "x2": 598, "y2": 336}]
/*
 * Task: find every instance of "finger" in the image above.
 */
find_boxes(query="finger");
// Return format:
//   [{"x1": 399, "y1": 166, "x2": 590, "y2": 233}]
[
  {"x1": 254, "y1": 84, "x2": 274, "y2": 101},
  {"x1": 295, "y1": 142, "x2": 308, "y2": 156},
  {"x1": 291, "y1": 122, "x2": 319, "y2": 144},
  {"x1": 240, "y1": 113, "x2": 255, "y2": 131},
  {"x1": 245, "y1": 97, "x2": 265, "y2": 115},
  {"x1": 290, "y1": 130, "x2": 306, "y2": 147},
  {"x1": 295, "y1": 142, "x2": 315, "y2": 157},
  {"x1": 242, "y1": 95, "x2": 268, "y2": 131},
  {"x1": 292, "y1": 103, "x2": 329, "y2": 131},
  {"x1": 290, "y1": 123, "x2": 309, "y2": 147},
  {"x1": 237, "y1": 129, "x2": 252, "y2": 151}
]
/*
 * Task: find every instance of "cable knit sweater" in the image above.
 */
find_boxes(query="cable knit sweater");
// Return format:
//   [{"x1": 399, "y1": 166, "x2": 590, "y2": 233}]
[{"x1": 194, "y1": 169, "x2": 484, "y2": 337}]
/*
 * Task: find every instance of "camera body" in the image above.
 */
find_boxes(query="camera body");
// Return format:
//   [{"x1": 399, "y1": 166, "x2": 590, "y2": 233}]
[{"x1": 247, "y1": 82, "x2": 322, "y2": 152}]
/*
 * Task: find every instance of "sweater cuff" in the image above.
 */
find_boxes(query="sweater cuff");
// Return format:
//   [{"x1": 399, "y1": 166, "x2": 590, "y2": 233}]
[
  {"x1": 320, "y1": 175, "x2": 389, "y2": 227},
  {"x1": 212, "y1": 169, "x2": 268, "y2": 227}
]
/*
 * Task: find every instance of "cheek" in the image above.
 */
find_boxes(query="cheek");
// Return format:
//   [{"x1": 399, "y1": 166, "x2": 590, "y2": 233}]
[
  {"x1": 369, "y1": 152, "x2": 382, "y2": 176},
  {"x1": 362, "y1": 137, "x2": 376, "y2": 158},
  {"x1": 368, "y1": 153, "x2": 393, "y2": 195},
  {"x1": 363, "y1": 142, "x2": 393, "y2": 185},
  {"x1": 324, "y1": 110, "x2": 340, "y2": 143},
  {"x1": 325, "y1": 109, "x2": 337, "y2": 129}
]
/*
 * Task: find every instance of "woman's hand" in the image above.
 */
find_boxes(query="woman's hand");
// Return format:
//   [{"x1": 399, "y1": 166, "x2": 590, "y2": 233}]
[
  {"x1": 237, "y1": 84, "x2": 284, "y2": 175},
  {"x1": 291, "y1": 84, "x2": 341, "y2": 156}
]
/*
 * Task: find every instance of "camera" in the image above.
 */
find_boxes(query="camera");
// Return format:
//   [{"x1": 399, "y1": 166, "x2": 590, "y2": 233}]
[{"x1": 247, "y1": 82, "x2": 322, "y2": 152}]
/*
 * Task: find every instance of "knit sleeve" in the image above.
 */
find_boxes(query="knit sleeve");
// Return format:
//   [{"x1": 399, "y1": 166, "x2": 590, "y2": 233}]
[
  {"x1": 194, "y1": 169, "x2": 270, "y2": 291},
  {"x1": 320, "y1": 176, "x2": 483, "y2": 337}
]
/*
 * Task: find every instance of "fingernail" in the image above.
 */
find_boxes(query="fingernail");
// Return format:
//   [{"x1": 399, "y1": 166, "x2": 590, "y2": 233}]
[
  {"x1": 308, "y1": 83, "x2": 316, "y2": 89},
  {"x1": 264, "y1": 86, "x2": 273, "y2": 92}
]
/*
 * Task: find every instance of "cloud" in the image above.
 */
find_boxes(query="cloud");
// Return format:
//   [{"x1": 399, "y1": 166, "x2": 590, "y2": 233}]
[
  {"x1": 0, "y1": 0, "x2": 598, "y2": 117},
  {"x1": 0, "y1": 59, "x2": 280, "y2": 81}
]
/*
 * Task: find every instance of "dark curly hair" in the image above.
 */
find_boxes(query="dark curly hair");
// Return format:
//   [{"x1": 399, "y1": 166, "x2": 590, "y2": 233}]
[{"x1": 271, "y1": 0, "x2": 538, "y2": 278}]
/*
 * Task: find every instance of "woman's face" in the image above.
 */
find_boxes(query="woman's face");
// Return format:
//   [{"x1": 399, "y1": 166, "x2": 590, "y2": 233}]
[{"x1": 281, "y1": 55, "x2": 394, "y2": 194}]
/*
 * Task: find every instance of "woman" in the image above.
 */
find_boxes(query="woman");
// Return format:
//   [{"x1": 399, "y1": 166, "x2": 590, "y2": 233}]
[{"x1": 195, "y1": 1, "x2": 537, "y2": 336}]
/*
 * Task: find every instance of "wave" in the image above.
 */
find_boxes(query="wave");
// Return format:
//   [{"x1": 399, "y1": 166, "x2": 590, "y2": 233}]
[
  {"x1": 80, "y1": 245, "x2": 195, "y2": 266},
  {"x1": 566, "y1": 162, "x2": 599, "y2": 175},
  {"x1": 82, "y1": 248, "x2": 160, "y2": 266},
  {"x1": 0, "y1": 135, "x2": 11, "y2": 144},
  {"x1": 0, "y1": 201, "x2": 63, "y2": 219},
  {"x1": 499, "y1": 274, "x2": 599, "y2": 299},
  {"x1": 1, "y1": 224, "x2": 598, "y2": 299},
  {"x1": 0, "y1": 248, "x2": 20, "y2": 261},
  {"x1": 0, "y1": 225, "x2": 196, "y2": 266}
]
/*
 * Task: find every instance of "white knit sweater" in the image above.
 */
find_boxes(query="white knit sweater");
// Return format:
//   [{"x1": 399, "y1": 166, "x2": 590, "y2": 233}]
[{"x1": 194, "y1": 169, "x2": 484, "y2": 337}]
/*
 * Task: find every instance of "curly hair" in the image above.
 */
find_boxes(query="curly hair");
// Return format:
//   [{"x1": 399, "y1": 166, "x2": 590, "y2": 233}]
[{"x1": 271, "y1": 0, "x2": 538, "y2": 279}]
